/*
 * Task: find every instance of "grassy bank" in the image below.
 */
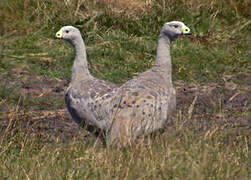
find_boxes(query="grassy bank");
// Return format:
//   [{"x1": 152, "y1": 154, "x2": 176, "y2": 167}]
[{"x1": 0, "y1": 0, "x2": 250, "y2": 179}]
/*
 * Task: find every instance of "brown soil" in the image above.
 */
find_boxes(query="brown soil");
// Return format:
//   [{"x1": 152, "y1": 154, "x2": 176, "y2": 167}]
[{"x1": 0, "y1": 71, "x2": 250, "y2": 143}]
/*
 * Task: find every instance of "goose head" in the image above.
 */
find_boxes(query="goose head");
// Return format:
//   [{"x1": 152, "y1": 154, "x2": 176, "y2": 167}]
[
  {"x1": 54, "y1": 26, "x2": 81, "y2": 43},
  {"x1": 161, "y1": 21, "x2": 191, "y2": 41}
]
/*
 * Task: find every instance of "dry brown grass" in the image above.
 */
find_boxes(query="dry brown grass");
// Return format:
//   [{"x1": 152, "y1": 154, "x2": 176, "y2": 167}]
[
  {"x1": 98, "y1": 0, "x2": 154, "y2": 16},
  {"x1": 185, "y1": 0, "x2": 251, "y2": 17},
  {"x1": 1, "y1": 0, "x2": 250, "y2": 35}
]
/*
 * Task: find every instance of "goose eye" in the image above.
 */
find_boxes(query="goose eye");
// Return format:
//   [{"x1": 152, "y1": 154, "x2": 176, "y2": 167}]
[
  {"x1": 66, "y1": 30, "x2": 69, "y2": 33},
  {"x1": 174, "y1": 25, "x2": 179, "y2": 28}
]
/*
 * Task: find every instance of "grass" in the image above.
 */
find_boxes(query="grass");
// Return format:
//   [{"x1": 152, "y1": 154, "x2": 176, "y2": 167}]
[
  {"x1": 0, "y1": 0, "x2": 250, "y2": 179},
  {"x1": 0, "y1": 114, "x2": 250, "y2": 179}
]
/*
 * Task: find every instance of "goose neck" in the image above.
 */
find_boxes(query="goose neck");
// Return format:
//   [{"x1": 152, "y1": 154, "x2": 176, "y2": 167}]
[
  {"x1": 154, "y1": 34, "x2": 173, "y2": 79},
  {"x1": 154, "y1": 34, "x2": 172, "y2": 66},
  {"x1": 71, "y1": 36, "x2": 91, "y2": 82}
]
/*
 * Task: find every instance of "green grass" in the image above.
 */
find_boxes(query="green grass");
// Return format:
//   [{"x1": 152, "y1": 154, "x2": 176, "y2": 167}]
[
  {"x1": 0, "y1": 0, "x2": 250, "y2": 179},
  {"x1": 0, "y1": 0, "x2": 249, "y2": 83}
]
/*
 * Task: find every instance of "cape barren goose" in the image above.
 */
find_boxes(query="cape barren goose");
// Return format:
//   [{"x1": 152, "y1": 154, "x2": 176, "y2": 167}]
[
  {"x1": 106, "y1": 21, "x2": 191, "y2": 145},
  {"x1": 55, "y1": 21, "x2": 191, "y2": 145},
  {"x1": 55, "y1": 26, "x2": 118, "y2": 136}
]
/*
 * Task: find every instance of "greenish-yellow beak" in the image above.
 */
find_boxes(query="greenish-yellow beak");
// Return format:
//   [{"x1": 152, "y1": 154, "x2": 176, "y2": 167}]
[
  {"x1": 55, "y1": 30, "x2": 63, "y2": 39},
  {"x1": 181, "y1": 26, "x2": 192, "y2": 35}
]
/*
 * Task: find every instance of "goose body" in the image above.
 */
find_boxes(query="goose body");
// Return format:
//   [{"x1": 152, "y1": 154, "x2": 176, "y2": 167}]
[
  {"x1": 55, "y1": 21, "x2": 191, "y2": 145},
  {"x1": 65, "y1": 76, "x2": 118, "y2": 131}
]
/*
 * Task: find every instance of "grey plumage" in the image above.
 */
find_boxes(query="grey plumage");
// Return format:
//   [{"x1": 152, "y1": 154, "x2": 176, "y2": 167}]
[
  {"x1": 55, "y1": 21, "x2": 191, "y2": 146},
  {"x1": 106, "y1": 21, "x2": 191, "y2": 145},
  {"x1": 55, "y1": 26, "x2": 118, "y2": 135}
]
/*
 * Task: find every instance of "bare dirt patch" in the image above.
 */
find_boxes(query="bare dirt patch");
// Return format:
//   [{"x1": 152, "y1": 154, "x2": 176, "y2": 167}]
[{"x1": 0, "y1": 70, "x2": 250, "y2": 143}]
